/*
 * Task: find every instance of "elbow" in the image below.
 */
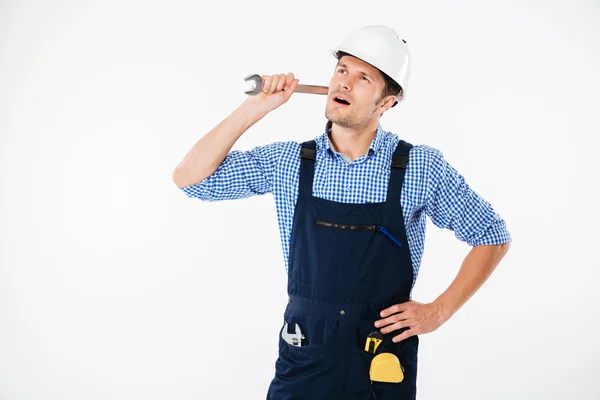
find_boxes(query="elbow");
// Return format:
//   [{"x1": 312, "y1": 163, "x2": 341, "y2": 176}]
[
  {"x1": 172, "y1": 167, "x2": 209, "y2": 189},
  {"x1": 493, "y1": 241, "x2": 511, "y2": 261},
  {"x1": 498, "y1": 241, "x2": 511, "y2": 252},
  {"x1": 172, "y1": 168, "x2": 189, "y2": 189},
  {"x1": 500, "y1": 241, "x2": 511, "y2": 255}
]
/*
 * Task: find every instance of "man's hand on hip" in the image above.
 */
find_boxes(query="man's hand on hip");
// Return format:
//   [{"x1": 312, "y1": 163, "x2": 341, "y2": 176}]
[{"x1": 374, "y1": 300, "x2": 448, "y2": 342}]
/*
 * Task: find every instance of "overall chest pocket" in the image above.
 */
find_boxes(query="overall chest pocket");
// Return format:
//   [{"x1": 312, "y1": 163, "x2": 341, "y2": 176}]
[
  {"x1": 315, "y1": 220, "x2": 403, "y2": 249},
  {"x1": 288, "y1": 209, "x2": 407, "y2": 297}
]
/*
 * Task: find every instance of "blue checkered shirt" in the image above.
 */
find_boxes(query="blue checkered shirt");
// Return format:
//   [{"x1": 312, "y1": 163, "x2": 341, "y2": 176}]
[{"x1": 180, "y1": 122, "x2": 512, "y2": 293}]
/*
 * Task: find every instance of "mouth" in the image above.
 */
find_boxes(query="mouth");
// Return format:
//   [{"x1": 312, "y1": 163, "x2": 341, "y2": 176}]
[{"x1": 332, "y1": 95, "x2": 351, "y2": 107}]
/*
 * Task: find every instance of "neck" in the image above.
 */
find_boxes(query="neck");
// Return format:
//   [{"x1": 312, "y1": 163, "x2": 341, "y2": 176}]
[{"x1": 327, "y1": 119, "x2": 379, "y2": 161}]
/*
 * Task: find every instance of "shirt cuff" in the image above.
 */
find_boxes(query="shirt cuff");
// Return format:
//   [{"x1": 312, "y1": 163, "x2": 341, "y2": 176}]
[
  {"x1": 179, "y1": 176, "x2": 212, "y2": 200},
  {"x1": 468, "y1": 214, "x2": 512, "y2": 246}
]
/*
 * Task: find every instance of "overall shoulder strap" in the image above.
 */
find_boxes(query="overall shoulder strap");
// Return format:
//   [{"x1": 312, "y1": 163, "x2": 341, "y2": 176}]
[
  {"x1": 299, "y1": 140, "x2": 317, "y2": 198},
  {"x1": 386, "y1": 139, "x2": 413, "y2": 204}
]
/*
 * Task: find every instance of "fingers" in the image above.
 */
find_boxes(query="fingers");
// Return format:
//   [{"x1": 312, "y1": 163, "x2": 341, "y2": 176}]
[
  {"x1": 261, "y1": 75, "x2": 271, "y2": 93},
  {"x1": 285, "y1": 72, "x2": 295, "y2": 89},
  {"x1": 380, "y1": 319, "x2": 410, "y2": 335},
  {"x1": 287, "y1": 78, "x2": 299, "y2": 93},
  {"x1": 262, "y1": 73, "x2": 295, "y2": 94},
  {"x1": 392, "y1": 329, "x2": 415, "y2": 343},
  {"x1": 276, "y1": 74, "x2": 286, "y2": 92},
  {"x1": 375, "y1": 311, "x2": 409, "y2": 328},
  {"x1": 380, "y1": 303, "x2": 408, "y2": 318}
]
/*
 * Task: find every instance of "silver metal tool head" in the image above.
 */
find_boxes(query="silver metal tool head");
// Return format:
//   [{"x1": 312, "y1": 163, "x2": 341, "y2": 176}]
[
  {"x1": 244, "y1": 73, "x2": 263, "y2": 96},
  {"x1": 281, "y1": 321, "x2": 305, "y2": 347}
]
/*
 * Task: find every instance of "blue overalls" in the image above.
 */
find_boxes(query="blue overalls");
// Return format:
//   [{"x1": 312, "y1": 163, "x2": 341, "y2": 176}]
[{"x1": 267, "y1": 138, "x2": 419, "y2": 400}]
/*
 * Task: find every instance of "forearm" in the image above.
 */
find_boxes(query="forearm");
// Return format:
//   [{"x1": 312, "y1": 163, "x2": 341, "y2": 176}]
[
  {"x1": 433, "y1": 242, "x2": 510, "y2": 321},
  {"x1": 172, "y1": 99, "x2": 268, "y2": 188}
]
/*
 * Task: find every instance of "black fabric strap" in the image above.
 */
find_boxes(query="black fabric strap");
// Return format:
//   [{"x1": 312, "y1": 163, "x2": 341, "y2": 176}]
[
  {"x1": 298, "y1": 140, "x2": 317, "y2": 198},
  {"x1": 391, "y1": 154, "x2": 409, "y2": 168},
  {"x1": 300, "y1": 147, "x2": 316, "y2": 161},
  {"x1": 386, "y1": 140, "x2": 413, "y2": 205}
]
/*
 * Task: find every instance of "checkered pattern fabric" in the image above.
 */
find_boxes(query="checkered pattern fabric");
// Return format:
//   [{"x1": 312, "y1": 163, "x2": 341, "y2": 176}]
[{"x1": 180, "y1": 122, "x2": 511, "y2": 292}]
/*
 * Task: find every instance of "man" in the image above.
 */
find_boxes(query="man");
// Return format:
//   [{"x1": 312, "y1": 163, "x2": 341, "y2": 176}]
[{"x1": 173, "y1": 25, "x2": 511, "y2": 399}]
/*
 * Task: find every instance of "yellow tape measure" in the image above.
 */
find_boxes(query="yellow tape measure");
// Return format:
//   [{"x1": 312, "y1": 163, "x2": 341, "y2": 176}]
[
  {"x1": 364, "y1": 331, "x2": 384, "y2": 353},
  {"x1": 364, "y1": 331, "x2": 404, "y2": 383}
]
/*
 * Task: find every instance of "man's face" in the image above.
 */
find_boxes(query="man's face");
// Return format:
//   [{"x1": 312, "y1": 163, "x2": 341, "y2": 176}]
[{"x1": 325, "y1": 55, "x2": 390, "y2": 129}]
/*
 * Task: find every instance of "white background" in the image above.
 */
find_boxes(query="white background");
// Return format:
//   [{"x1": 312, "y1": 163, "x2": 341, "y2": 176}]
[{"x1": 1, "y1": 0, "x2": 599, "y2": 399}]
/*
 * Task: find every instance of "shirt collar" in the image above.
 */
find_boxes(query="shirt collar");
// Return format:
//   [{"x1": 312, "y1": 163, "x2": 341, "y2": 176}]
[{"x1": 318, "y1": 120, "x2": 386, "y2": 157}]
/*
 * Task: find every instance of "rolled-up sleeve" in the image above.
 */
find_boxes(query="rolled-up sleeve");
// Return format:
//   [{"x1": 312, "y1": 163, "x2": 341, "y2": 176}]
[
  {"x1": 424, "y1": 149, "x2": 512, "y2": 246},
  {"x1": 180, "y1": 141, "x2": 286, "y2": 201}
]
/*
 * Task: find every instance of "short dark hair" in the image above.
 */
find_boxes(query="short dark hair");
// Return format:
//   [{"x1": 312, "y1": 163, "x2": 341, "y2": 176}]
[{"x1": 335, "y1": 51, "x2": 402, "y2": 108}]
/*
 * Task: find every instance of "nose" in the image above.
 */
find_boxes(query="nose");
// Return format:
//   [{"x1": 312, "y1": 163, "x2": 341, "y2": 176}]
[{"x1": 337, "y1": 74, "x2": 352, "y2": 92}]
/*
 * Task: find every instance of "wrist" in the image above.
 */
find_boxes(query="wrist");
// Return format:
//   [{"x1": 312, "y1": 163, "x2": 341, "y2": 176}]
[
  {"x1": 432, "y1": 297, "x2": 454, "y2": 323},
  {"x1": 242, "y1": 96, "x2": 272, "y2": 118}
]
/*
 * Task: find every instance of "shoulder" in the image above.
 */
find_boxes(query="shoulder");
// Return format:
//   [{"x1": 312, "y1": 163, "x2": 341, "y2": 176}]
[
  {"x1": 250, "y1": 141, "x2": 302, "y2": 172},
  {"x1": 384, "y1": 131, "x2": 444, "y2": 166},
  {"x1": 409, "y1": 144, "x2": 444, "y2": 165},
  {"x1": 406, "y1": 145, "x2": 447, "y2": 189},
  {"x1": 253, "y1": 130, "x2": 332, "y2": 165},
  {"x1": 246, "y1": 140, "x2": 300, "y2": 160},
  {"x1": 250, "y1": 140, "x2": 299, "y2": 152},
  {"x1": 383, "y1": 133, "x2": 449, "y2": 199}
]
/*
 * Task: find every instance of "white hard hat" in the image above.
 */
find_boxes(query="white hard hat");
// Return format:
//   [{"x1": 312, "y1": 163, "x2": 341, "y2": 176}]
[{"x1": 330, "y1": 25, "x2": 411, "y2": 105}]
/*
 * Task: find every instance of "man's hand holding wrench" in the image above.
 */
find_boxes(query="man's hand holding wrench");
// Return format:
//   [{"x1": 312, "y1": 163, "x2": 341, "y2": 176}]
[{"x1": 243, "y1": 73, "x2": 329, "y2": 115}]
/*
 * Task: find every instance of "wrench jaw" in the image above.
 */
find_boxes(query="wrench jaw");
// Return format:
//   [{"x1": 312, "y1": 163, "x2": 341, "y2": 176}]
[
  {"x1": 244, "y1": 73, "x2": 263, "y2": 96},
  {"x1": 281, "y1": 321, "x2": 306, "y2": 347}
]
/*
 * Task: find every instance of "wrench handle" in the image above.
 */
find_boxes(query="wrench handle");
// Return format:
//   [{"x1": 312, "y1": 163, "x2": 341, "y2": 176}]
[{"x1": 294, "y1": 84, "x2": 329, "y2": 95}]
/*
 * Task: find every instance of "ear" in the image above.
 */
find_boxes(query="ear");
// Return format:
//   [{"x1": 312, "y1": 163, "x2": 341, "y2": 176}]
[{"x1": 379, "y1": 95, "x2": 396, "y2": 115}]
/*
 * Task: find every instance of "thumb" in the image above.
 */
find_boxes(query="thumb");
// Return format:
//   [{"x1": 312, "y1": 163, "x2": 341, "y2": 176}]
[{"x1": 283, "y1": 79, "x2": 299, "y2": 100}]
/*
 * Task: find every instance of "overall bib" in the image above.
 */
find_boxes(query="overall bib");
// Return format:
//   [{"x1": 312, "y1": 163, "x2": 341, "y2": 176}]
[{"x1": 267, "y1": 139, "x2": 418, "y2": 400}]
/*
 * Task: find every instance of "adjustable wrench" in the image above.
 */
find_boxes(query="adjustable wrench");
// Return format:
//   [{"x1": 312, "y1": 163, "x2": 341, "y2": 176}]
[
  {"x1": 244, "y1": 73, "x2": 328, "y2": 96},
  {"x1": 281, "y1": 321, "x2": 306, "y2": 347}
]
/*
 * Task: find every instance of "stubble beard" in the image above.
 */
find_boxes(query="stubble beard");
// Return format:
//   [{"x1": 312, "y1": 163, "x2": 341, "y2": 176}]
[{"x1": 325, "y1": 102, "x2": 376, "y2": 130}]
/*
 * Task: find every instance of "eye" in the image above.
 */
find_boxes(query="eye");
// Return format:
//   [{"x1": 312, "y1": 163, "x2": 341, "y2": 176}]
[{"x1": 336, "y1": 68, "x2": 369, "y2": 82}]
